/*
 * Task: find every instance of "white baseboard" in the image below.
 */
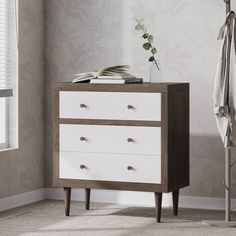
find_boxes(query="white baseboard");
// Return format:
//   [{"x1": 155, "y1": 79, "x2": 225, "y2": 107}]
[
  {"x1": 180, "y1": 195, "x2": 236, "y2": 211},
  {"x1": 1, "y1": 187, "x2": 235, "y2": 213},
  {"x1": 0, "y1": 188, "x2": 45, "y2": 212},
  {"x1": 45, "y1": 187, "x2": 236, "y2": 211},
  {"x1": 45, "y1": 188, "x2": 173, "y2": 207}
]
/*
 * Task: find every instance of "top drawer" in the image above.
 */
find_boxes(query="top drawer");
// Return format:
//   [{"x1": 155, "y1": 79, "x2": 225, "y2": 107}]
[{"x1": 59, "y1": 92, "x2": 161, "y2": 121}]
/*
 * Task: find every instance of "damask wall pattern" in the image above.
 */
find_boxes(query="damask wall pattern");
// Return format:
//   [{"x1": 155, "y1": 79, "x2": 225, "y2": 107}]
[
  {"x1": 45, "y1": 0, "x2": 236, "y2": 198},
  {"x1": 0, "y1": 0, "x2": 45, "y2": 198},
  {"x1": 0, "y1": 0, "x2": 233, "y2": 200}
]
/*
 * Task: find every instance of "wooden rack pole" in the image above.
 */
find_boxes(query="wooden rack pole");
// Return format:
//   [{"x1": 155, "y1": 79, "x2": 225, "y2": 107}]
[
  {"x1": 225, "y1": 0, "x2": 231, "y2": 223},
  {"x1": 225, "y1": 148, "x2": 231, "y2": 221},
  {"x1": 226, "y1": 0, "x2": 231, "y2": 14},
  {"x1": 225, "y1": 0, "x2": 231, "y2": 14},
  {"x1": 202, "y1": 0, "x2": 236, "y2": 226}
]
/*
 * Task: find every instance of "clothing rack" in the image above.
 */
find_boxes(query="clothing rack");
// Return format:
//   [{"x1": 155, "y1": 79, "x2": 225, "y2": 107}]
[
  {"x1": 224, "y1": 0, "x2": 231, "y2": 223},
  {"x1": 202, "y1": 0, "x2": 236, "y2": 227}
]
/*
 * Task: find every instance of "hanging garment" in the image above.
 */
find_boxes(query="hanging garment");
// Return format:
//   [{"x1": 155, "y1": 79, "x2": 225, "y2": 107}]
[{"x1": 214, "y1": 11, "x2": 236, "y2": 148}]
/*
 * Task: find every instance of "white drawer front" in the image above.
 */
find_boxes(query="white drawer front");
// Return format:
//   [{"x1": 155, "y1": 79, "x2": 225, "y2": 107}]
[
  {"x1": 60, "y1": 92, "x2": 161, "y2": 121},
  {"x1": 60, "y1": 125, "x2": 161, "y2": 156},
  {"x1": 59, "y1": 152, "x2": 161, "y2": 184}
]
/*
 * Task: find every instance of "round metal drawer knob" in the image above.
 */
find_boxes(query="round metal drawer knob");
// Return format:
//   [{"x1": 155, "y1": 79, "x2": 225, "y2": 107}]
[
  {"x1": 127, "y1": 166, "x2": 133, "y2": 171},
  {"x1": 127, "y1": 138, "x2": 134, "y2": 143},
  {"x1": 80, "y1": 103, "x2": 87, "y2": 108},
  {"x1": 80, "y1": 137, "x2": 86, "y2": 141},
  {"x1": 80, "y1": 165, "x2": 86, "y2": 169},
  {"x1": 127, "y1": 105, "x2": 134, "y2": 110}
]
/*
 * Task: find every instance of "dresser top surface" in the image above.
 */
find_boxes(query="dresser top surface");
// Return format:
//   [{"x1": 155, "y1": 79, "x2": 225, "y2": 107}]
[{"x1": 55, "y1": 82, "x2": 189, "y2": 93}]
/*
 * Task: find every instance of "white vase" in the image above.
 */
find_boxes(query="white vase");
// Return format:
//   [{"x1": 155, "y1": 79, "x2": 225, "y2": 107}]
[{"x1": 149, "y1": 62, "x2": 163, "y2": 83}]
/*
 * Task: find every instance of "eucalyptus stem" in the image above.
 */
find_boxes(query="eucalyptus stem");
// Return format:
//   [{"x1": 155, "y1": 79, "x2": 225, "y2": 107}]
[{"x1": 135, "y1": 18, "x2": 160, "y2": 70}]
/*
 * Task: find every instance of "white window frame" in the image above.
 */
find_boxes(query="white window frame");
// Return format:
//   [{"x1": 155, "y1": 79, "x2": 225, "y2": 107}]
[
  {"x1": 0, "y1": 0, "x2": 18, "y2": 151},
  {"x1": 0, "y1": 98, "x2": 9, "y2": 149}
]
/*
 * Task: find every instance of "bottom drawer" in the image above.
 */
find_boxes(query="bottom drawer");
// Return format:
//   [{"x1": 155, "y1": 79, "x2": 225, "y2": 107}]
[{"x1": 59, "y1": 152, "x2": 161, "y2": 184}]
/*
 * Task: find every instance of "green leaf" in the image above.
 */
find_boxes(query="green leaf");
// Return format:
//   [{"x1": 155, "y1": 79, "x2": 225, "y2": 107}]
[
  {"x1": 135, "y1": 24, "x2": 142, "y2": 30},
  {"x1": 143, "y1": 43, "x2": 152, "y2": 50},
  {"x1": 149, "y1": 56, "x2": 155, "y2": 62},
  {"x1": 142, "y1": 33, "x2": 149, "y2": 39},
  {"x1": 148, "y1": 35, "x2": 153, "y2": 43},
  {"x1": 151, "y1": 48, "x2": 157, "y2": 54}
]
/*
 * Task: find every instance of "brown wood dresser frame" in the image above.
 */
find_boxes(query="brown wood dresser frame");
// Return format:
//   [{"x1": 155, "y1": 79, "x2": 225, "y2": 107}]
[{"x1": 53, "y1": 82, "x2": 190, "y2": 222}]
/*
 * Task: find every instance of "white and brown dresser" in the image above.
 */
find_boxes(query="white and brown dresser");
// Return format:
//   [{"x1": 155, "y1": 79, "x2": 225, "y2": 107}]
[{"x1": 53, "y1": 82, "x2": 189, "y2": 222}]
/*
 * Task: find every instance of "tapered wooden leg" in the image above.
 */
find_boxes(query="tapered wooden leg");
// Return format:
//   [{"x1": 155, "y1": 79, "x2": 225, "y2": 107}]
[
  {"x1": 85, "y1": 188, "x2": 91, "y2": 210},
  {"x1": 154, "y1": 192, "x2": 162, "y2": 223},
  {"x1": 64, "y1": 187, "x2": 71, "y2": 216},
  {"x1": 172, "y1": 189, "x2": 179, "y2": 216}
]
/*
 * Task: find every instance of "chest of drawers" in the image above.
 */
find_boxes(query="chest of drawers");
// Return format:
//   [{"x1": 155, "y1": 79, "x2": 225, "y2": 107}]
[{"x1": 53, "y1": 82, "x2": 189, "y2": 223}]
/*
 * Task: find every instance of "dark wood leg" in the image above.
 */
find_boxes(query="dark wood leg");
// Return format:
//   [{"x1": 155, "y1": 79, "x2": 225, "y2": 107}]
[
  {"x1": 64, "y1": 187, "x2": 71, "y2": 216},
  {"x1": 85, "y1": 188, "x2": 91, "y2": 210},
  {"x1": 172, "y1": 189, "x2": 179, "y2": 216},
  {"x1": 154, "y1": 192, "x2": 162, "y2": 223}
]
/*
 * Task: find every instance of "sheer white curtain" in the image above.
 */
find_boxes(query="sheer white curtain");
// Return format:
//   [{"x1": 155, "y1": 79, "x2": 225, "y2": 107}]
[{"x1": 0, "y1": 0, "x2": 18, "y2": 148}]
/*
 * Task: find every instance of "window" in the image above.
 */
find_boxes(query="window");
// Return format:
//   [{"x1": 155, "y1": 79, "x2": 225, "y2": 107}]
[
  {"x1": 0, "y1": 0, "x2": 18, "y2": 150},
  {"x1": 0, "y1": 98, "x2": 7, "y2": 148}
]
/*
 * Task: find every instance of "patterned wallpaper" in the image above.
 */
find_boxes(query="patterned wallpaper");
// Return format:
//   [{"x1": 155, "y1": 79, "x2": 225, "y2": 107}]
[
  {"x1": 45, "y1": 0, "x2": 236, "y2": 198},
  {"x1": 45, "y1": 0, "x2": 125, "y2": 186},
  {"x1": 1, "y1": 0, "x2": 235, "y2": 200},
  {"x1": 0, "y1": 0, "x2": 45, "y2": 198}
]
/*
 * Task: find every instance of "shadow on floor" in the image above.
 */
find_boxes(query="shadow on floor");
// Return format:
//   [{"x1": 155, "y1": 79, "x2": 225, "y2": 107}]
[{"x1": 111, "y1": 207, "x2": 236, "y2": 222}]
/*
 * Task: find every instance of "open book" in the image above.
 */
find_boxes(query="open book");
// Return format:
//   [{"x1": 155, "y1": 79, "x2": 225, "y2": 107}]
[{"x1": 72, "y1": 65, "x2": 143, "y2": 84}]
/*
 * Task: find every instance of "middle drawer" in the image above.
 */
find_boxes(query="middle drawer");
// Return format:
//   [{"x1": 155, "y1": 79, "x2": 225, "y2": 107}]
[{"x1": 60, "y1": 124, "x2": 161, "y2": 156}]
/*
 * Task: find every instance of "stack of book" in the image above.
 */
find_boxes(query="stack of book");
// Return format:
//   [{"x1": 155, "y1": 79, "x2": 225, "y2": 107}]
[{"x1": 72, "y1": 65, "x2": 143, "y2": 84}]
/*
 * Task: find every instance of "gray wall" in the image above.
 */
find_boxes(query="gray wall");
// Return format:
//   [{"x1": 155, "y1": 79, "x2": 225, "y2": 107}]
[
  {"x1": 45, "y1": 0, "x2": 236, "y2": 198},
  {"x1": 1, "y1": 0, "x2": 234, "y2": 200},
  {"x1": 0, "y1": 0, "x2": 45, "y2": 198},
  {"x1": 45, "y1": 0, "x2": 125, "y2": 186}
]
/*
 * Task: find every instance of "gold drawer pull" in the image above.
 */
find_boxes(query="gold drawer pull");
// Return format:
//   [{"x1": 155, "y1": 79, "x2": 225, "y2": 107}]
[
  {"x1": 80, "y1": 103, "x2": 87, "y2": 108},
  {"x1": 80, "y1": 137, "x2": 87, "y2": 141},
  {"x1": 127, "y1": 138, "x2": 135, "y2": 143},
  {"x1": 127, "y1": 166, "x2": 134, "y2": 171},
  {"x1": 127, "y1": 105, "x2": 135, "y2": 110},
  {"x1": 80, "y1": 165, "x2": 86, "y2": 169}
]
